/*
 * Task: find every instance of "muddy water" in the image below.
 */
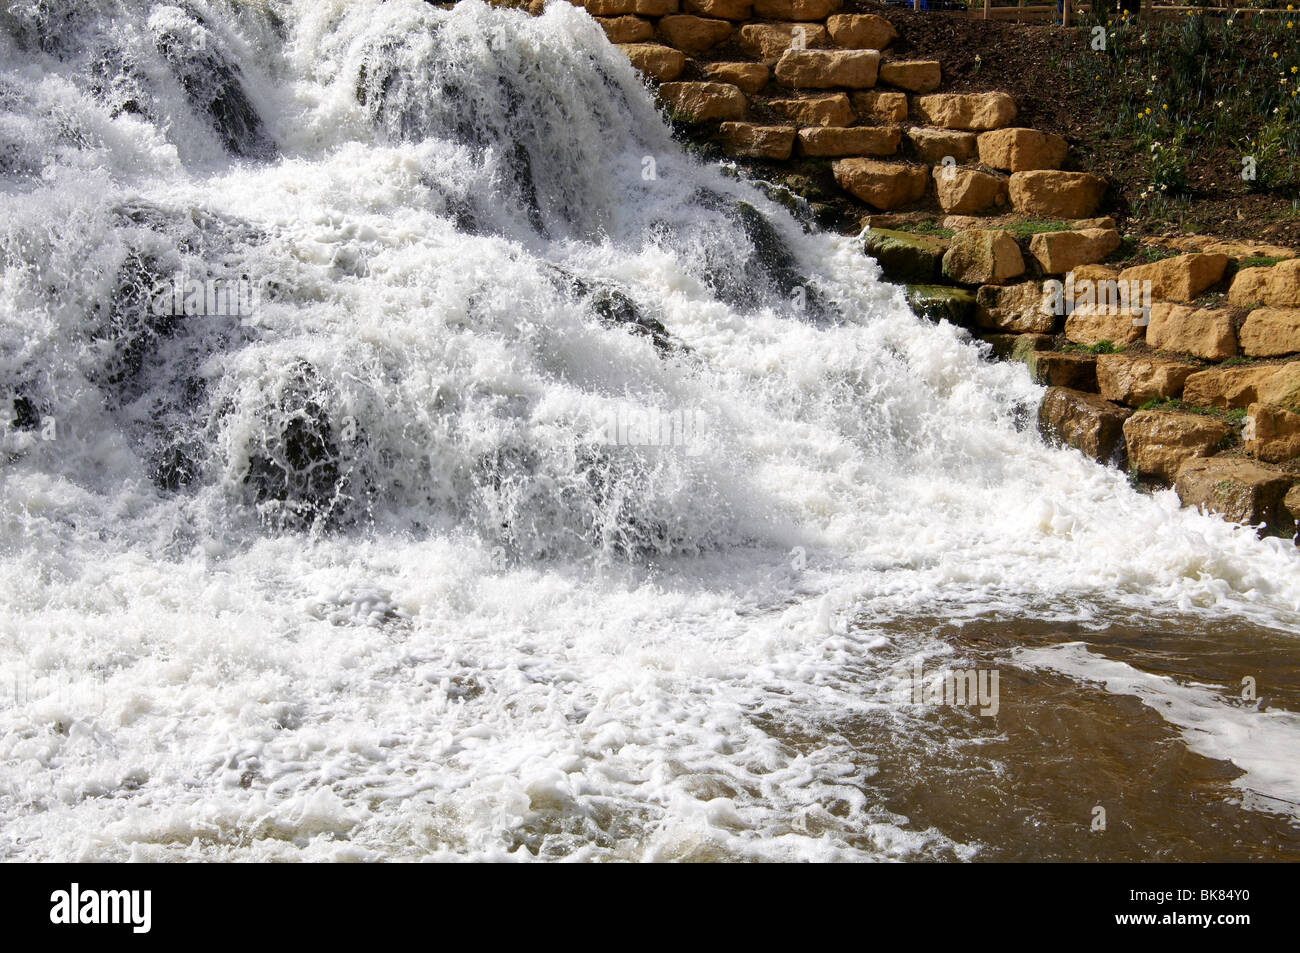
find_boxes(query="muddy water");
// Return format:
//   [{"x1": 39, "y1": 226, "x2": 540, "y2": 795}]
[{"x1": 814, "y1": 615, "x2": 1300, "y2": 861}]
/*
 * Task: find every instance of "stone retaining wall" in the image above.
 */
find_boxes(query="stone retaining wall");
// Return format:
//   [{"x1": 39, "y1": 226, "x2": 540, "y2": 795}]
[{"x1": 553, "y1": 0, "x2": 1300, "y2": 537}]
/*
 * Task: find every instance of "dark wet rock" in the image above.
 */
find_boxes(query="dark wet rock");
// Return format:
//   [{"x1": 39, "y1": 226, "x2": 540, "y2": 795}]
[
  {"x1": 1174, "y1": 457, "x2": 1295, "y2": 536},
  {"x1": 151, "y1": 441, "x2": 201, "y2": 492},
  {"x1": 904, "y1": 284, "x2": 975, "y2": 326},
  {"x1": 90, "y1": 46, "x2": 151, "y2": 120},
  {"x1": 863, "y1": 228, "x2": 948, "y2": 284},
  {"x1": 980, "y1": 332, "x2": 1053, "y2": 363},
  {"x1": 97, "y1": 249, "x2": 183, "y2": 399},
  {"x1": 1028, "y1": 351, "x2": 1098, "y2": 391},
  {"x1": 692, "y1": 188, "x2": 832, "y2": 321},
  {"x1": 3, "y1": 0, "x2": 93, "y2": 57},
  {"x1": 556, "y1": 270, "x2": 679, "y2": 355},
  {"x1": 444, "y1": 196, "x2": 479, "y2": 235},
  {"x1": 152, "y1": 10, "x2": 274, "y2": 159},
  {"x1": 590, "y1": 286, "x2": 675, "y2": 354},
  {"x1": 1038, "y1": 386, "x2": 1132, "y2": 467},
  {"x1": 243, "y1": 361, "x2": 352, "y2": 530},
  {"x1": 505, "y1": 141, "x2": 546, "y2": 236},
  {"x1": 11, "y1": 394, "x2": 40, "y2": 431}
]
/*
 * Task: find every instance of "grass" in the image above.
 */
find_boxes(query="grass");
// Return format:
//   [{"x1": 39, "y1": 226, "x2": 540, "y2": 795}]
[
  {"x1": 1063, "y1": 340, "x2": 1122, "y2": 354},
  {"x1": 1003, "y1": 219, "x2": 1074, "y2": 238},
  {"x1": 1240, "y1": 256, "x2": 1287, "y2": 269},
  {"x1": 1135, "y1": 245, "x2": 1180, "y2": 264},
  {"x1": 1137, "y1": 397, "x2": 1247, "y2": 424},
  {"x1": 894, "y1": 221, "x2": 956, "y2": 239}
]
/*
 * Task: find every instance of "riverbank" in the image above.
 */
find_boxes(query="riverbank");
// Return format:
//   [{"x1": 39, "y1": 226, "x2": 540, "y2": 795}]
[{"x1": 537, "y1": 0, "x2": 1300, "y2": 537}]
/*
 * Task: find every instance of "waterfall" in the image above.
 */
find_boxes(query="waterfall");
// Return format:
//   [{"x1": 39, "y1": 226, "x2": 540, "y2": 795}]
[{"x1": 2, "y1": 0, "x2": 1298, "y2": 860}]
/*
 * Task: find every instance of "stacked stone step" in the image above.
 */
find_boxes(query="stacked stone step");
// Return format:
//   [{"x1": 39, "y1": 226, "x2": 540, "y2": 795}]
[
  {"x1": 574, "y1": 0, "x2": 1300, "y2": 536},
  {"x1": 587, "y1": 1, "x2": 1108, "y2": 224},
  {"x1": 1027, "y1": 245, "x2": 1300, "y2": 536}
]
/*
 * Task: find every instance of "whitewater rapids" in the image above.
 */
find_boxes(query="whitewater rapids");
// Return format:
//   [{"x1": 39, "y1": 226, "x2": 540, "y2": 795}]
[{"x1": 1, "y1": 0, "x2": 1298, "y2": 860}]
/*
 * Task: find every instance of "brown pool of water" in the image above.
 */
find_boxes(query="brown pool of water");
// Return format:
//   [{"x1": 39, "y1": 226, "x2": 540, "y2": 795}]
[{"x1": 830, "y1": 614, "x2": 1300, "y2": 861}]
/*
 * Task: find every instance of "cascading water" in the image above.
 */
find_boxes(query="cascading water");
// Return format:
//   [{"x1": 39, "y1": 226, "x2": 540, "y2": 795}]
[{"x1": 1, "y1": 0, "x2": 1298, "y2": 861}]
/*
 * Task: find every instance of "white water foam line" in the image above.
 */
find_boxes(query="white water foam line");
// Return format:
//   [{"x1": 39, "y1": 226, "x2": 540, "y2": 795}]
[{"x1": 1015, "y1": 642, "x2": 1300, "y2": 818}]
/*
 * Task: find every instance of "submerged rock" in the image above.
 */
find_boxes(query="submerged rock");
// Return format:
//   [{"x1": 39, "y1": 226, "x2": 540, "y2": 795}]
[
  {"x1": 861, "y1": 228, "x2": 947, "y2": 284},
  {"x1": 1038, "y1": 386, "x2": 1132, "y2": 467},
  {"x1": 693, "y1": 189, "x2": 831, "y2": 320},
  {"x1": 151, "y1": 6, "x2": 275, "y2": 158},
  {"x1": 904, "y1": 284, "x2": 975, "y2": 326},
  {"x1": 1174, "y1": 456, "x2": 1294, "y2": 536},
  {"x1": 10, "y1": 395, "x2": 40, "y2": 431},
  {"x1": 560, "y1": 272, "x2": 678, "y2": 355},
  {"x1": 243, "y1": 361, "x2": 352, "y2": 530}
]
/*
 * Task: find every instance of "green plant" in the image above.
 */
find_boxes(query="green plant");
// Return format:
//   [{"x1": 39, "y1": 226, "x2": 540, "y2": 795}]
[
  {"x1": 1239, "y1": 256, "x2": 1286, "y2": 269},
  {"x1": 1136, "y1": 397, "x2": 1218, "y2": 416},
  {"x1": 1004, "y1": 219, "x2": 1074, "y2": 238},
  {"x1": 1138, "y1": 397, "x2": 1177, "y2": 411},
  {"x1": 1143, "y1": 125, "x2": 1192, "y2": 196},
  {"x1": 1067, "y1": 11, "x2": 1300, "y2": 210},
  {"x1": 895, "y1": 221, "x2": 955, "y2": 239},
  {"x1": 1135, "y1": 244, "x2": 1179, "y2": 264}
]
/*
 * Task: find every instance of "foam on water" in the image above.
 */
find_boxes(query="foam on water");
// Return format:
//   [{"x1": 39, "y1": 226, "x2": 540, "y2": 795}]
[
  {"x1": 1, "y1": 0, "x2": 1299, "y2": 860},
  {"x1": 1016, "y1": 643, "x2": 1300, "y2": 817}
]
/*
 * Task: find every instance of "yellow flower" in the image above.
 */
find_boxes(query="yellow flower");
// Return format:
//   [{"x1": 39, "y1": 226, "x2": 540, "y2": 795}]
[
  {"x1": 1162, "y1": 103, "x2": 1168, "y2": 109},
  {"x1": 1144, "y1": 107, "x2": 1151, "y2": 115}
]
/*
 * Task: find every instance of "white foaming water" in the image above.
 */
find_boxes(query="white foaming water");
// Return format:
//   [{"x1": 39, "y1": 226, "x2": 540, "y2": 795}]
[{"x1": 1, "y1": 0, "x2": 1298, "y2": 860}]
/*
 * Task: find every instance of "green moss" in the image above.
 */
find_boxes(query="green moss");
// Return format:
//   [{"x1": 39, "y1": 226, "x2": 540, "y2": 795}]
[
  {"x1": 1003, "y1": 219, "x2": 1074, "y2": 238},
  {"x1": 1135, "y1": 245, "x2": 1179, "y2": 264},
  {"x1": 862, "y1": 228, "x2": 949, "y2": 284},
  {"x1": 905, "y1": 284, "x2": 977, "y2": 325},
  {"x1": 895, "y1": 221, "x2": 956, "y2": 240},
  {"x1": 1137, "y1": 397, "x2": 1232, "y2": 419},
  {"x1": 1063, "y1": 340, "x2": 1122, "y2": 355}
]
